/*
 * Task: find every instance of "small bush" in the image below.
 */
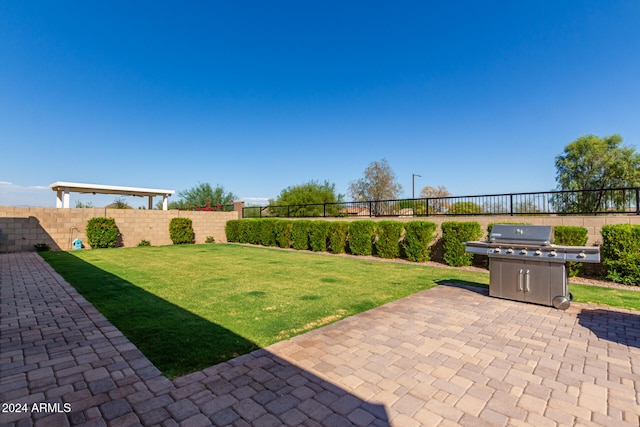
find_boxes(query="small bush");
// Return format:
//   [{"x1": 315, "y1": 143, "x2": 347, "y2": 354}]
[
  {"x1": 259, "y1": 219, "x2": 278, "y2": 247},
  {"x1": 328, "y1": 222, "x2": 350, "y2": 254},
  {"x1": 554, "y1": 226, "x2": 588, "y2": 277},
  {"x1": 291, "y1": 220, "x2": 311, "y2": 250},
  {"x1": 205, "y1": 236, "x2": 215, "y2": 244},
  {"x1": 309, "y1": 221, "x2": 330, "y2": 252},
  {"x1": 34, "y1": 243, "x2": 51, "y2": 252},
  {"x1": 169, "y1": 218, "x2": 195, "y2": 244},
  {"x1": 225, "y1": 220, "x2": 241, "y2": 242},
  {"x1": 601, "y1": 224, "x2": 640, "y2": 286},
  {"x1": 349, "y1": 221, "x2": 376, "y2": 256},
  {"x1": 137, "y1": 240, "x2": 151, "y2": 247},
  {"x1": 86, "y1": 217, "x2": 120, "y2": 248},
  {"x1": 402, "y1": 221, "x2": 437, "y2": 262},
  {"x1": 442, "y1": 221, "x2": 482, "y2": 266},
  {"x1": 375, "y1": 221, "x2": 404, "y2": 259},
  {"x1": 274, "y1": 220, "x2": 292, "y2": 248}
]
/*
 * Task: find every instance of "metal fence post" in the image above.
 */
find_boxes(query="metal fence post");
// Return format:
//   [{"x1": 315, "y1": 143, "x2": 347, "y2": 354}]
[
  {"x1": 510, "y1": 194, "x2": 514, "y2": 216},
  {"x1": 636, "y1": 187, "x2": 640, "y2": 215}
]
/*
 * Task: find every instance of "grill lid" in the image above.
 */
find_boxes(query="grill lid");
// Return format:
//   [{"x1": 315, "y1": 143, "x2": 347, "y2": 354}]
[{"x1": 489, "y1": 225, "x2": 553, "y2": 246}]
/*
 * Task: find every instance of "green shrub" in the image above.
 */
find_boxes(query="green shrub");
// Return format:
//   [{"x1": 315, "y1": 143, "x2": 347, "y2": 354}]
[
  {"x1": 441, "y1": 221, "x2": 482, "y2": 266},
  {"x1": 86, "y1": 217, "x2": 120, "y2": 248},
  {"x1": 137, "y1": 240, "x2": 151, "y2": 247},
  {"x1": 291, "y1": 220, "x2": 311, "y2": 250},
  {"x1": 375, "y1": 221, "x2": 404, "y2": 259},
  {"x1": 349, "y1": 220, "x2": 376, "y2": 256},
  {"x1": 554, "y1": 226, "x2": 588, "y2": 277},
  {"x1": 236, "y1": 220, "x2": 250, "y2": 243},
  {"x1": 34, "y1": 243, "x2": 51, "y2": 252},
  {"x1": 402, "y1": 221, "x2": 437, "y2": 262},
  {"x1": 601, "y1": 224, "x2": 640, "y2": 286},
  {"x1": 309, "y1": 221, "x2": 330, "y2": 252},
  {"x1": 169, "y1": 218, "x2": 194, "y2": 244},
  {"x1": 259, "y1": 219, "x2": 278, "y2": 247},
  {"x1": 328, "y1": 222, "x2": 350, "y2": 254},
  {"x1": 225, "y1": 220, "x2": 241, "y2": 242},
  {"x1": 205, "y1": 236, "x2": 215, "y2": 244},
  {"x1": 245, "y1": 220, "x2": 262, "y2": 245},
  {"x1": 274, "y1": 220, "x2": 292, "y2": 248}
]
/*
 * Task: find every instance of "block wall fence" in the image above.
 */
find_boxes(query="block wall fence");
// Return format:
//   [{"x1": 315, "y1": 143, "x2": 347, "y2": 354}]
[
  {"x1": 0, "y1": 206, "x2": 239, "y2": 252},
  {"x1": 1, "y1": 205, "x2": 638, "y2": 252}
]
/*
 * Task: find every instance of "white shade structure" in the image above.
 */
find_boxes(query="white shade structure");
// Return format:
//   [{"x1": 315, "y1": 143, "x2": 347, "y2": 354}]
[{"x1": 49, "y1": 182, "x2": 175, "y2": 210}]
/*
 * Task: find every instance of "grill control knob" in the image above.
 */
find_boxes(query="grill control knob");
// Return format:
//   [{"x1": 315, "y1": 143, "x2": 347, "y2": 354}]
[
  {"x1": 578, "y1": 252, "x2": 586, "y2": 259},
  {"x1": 506, "y1": 248, "x2": 514, "y2": 254},
  {"x1": 535, "y1": 249, "x2": 542, "y2": 256},
  {"x1": 520, "y1": 248, "x2": 527, "y2": 255},
  {"x1": 550, "y1": 250, "x2": 557, "y2": 257},
  {"x1": 494, "y1": 248, "x2": 501, "y2": 254}
]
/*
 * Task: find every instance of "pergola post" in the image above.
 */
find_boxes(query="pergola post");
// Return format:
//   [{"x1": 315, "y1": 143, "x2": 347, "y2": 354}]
[
  {"x1": 148, "y1": 196, "x2": 153, "y2": 210},
  {"x1": 63, "y1": 189, "x2": 70, "y2": 208},
  {"x1": 162, "y1": 195, "x2": 169, "y2": 210},
  {"x1": 56, "y1": 190, "x2": 63, "y2": 208}
]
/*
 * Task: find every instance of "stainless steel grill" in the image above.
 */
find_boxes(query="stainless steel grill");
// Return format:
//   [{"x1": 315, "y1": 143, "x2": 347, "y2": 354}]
[{"x1": 465, "y1": 225, "x2": 600, "y2": 310}]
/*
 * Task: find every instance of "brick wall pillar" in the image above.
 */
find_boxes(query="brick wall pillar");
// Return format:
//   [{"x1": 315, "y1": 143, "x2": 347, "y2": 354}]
[{"x1": 233, "y1": 201, "x2": 245, "y2": 219}]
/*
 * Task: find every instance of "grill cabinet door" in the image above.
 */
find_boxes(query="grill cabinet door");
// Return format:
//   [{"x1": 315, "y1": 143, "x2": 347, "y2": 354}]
[
  {"x1": 490, "y1": 259, "x2": 526, "y2": 302},
  {"x1": 521, "y1": 262, "x2": 551, "y2": 306}
]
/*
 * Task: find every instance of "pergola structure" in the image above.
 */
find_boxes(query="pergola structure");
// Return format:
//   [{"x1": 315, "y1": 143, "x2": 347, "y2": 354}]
[{"x1": 49, "y1": 182, "x2": 175, "y2": 210}]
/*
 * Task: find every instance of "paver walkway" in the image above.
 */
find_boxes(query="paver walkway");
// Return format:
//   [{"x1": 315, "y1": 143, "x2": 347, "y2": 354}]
[{"x1": 1, "y1": 252, "x2": 639, "y2": 427}]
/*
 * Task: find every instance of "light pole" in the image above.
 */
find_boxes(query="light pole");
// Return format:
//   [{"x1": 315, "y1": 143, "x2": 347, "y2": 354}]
[{"x1": 412, "y1": 174, "x2": 422, "y2": 199}]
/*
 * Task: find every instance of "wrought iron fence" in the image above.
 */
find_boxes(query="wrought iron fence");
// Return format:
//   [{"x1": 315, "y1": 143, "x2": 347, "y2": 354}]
[{"x1": 243, "y1": 187, "x2": 640, "y2": 218}]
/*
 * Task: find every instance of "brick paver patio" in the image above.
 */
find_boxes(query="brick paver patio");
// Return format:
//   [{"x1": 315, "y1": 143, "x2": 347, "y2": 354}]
[{"x1": 1, "y1": 252, "x2": 639, "y2": 426}]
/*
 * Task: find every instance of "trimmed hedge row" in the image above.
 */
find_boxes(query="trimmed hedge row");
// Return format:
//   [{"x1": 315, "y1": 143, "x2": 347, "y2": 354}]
[
  {"x1": 226, "y1": 219, "x2": 438, "y2": 262},
  {"x1": 225, "y1": 220, "x2": 640, "y2": 285}
]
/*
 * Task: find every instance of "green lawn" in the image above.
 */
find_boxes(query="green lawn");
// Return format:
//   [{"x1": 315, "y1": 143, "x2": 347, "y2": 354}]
[
  {"x1": 40, "y1": 244, "x2": 640, "y2": 378},
  {"x1": 40, "y1": 244, "x2": 487, "y2": 378}
]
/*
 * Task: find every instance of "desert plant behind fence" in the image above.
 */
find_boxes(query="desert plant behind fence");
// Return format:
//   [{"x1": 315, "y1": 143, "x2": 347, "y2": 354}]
[
  {"x1": 169, "y1": 218, "x2": 195, "y2": 244},
  {"x1": 601, "y1": 224, "x2": 640, "y2": 286},
  {"x1": 441, "y1": 221, "x2": 482, "y2": 267},
  {"x1": 86, "y1": 217, "x2": 120, "y2": 249}
]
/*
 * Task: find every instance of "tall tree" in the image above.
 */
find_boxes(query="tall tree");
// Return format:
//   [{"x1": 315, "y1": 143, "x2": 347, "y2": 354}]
[
  {"x1": 554, "y1": 134, "x2": 640, "y2": 212},
  {"x1": 271, "y1": 180, "x2": 344, "y2": 217},
  {"x1": 169, "y1": 182, "x2": 238, "y2": 209},
  {"x1": 348, "y1": 158, "x2": 403, "y2": 202}
]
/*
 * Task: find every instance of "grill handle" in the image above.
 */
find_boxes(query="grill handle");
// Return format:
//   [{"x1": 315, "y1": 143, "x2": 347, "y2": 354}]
[
  {"x1": 525, "y1": 269, "x2": 530, "y2": 292},
  {"x1": 518, "y1": 269, "x2": 524, "y2": 291}
]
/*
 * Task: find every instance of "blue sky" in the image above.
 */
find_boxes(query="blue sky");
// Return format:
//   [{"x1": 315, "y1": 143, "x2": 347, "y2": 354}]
[{"x1": 2, "y1": 1, "x2": 639, "y2": 208}]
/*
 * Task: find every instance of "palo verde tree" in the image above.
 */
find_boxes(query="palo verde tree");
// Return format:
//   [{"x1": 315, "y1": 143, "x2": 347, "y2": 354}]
[
  {"x1": 554, "y1": 134, "x2": 640, "y2": 213},
  {"x1": 270, "y1": 180, "x2": 344, "y2": 217}
]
